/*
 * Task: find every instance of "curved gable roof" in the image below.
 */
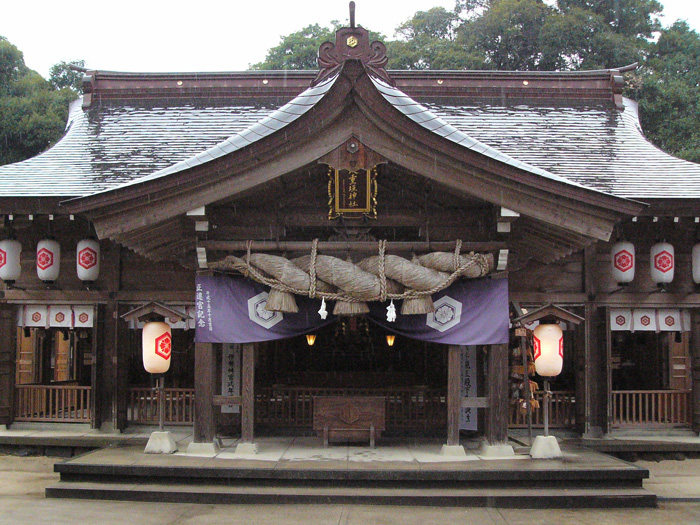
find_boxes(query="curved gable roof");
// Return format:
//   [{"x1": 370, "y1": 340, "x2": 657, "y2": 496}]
[{"x1": 62, "y1": 59, "x2": 641, "y2": 245}]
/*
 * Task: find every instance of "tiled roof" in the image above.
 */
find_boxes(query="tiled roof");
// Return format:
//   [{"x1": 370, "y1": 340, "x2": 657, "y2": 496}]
[
  {"x1": 371, "y1": 77, "x2": 592, "y2": 190},
  {"x1": 427, "y1": 97, "x2": 700, "y2": 199},
  {"x1": 0, "y1": 71, "x2": 697, "y2": 200}
]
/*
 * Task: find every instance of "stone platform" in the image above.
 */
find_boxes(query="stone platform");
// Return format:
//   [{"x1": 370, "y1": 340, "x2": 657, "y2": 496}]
[{"x1": 47, "y1": 437, "x2": 655, "y2": 508}]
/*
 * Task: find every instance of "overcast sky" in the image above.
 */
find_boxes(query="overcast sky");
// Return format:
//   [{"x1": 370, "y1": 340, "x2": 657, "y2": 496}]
[{"x1": 3, "y1": 0, "x2": 699, "y2": 78}]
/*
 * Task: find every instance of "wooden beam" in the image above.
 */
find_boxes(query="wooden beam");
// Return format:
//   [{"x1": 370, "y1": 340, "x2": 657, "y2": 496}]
[
  {"x1": 210, "y1": 206, "x2": 491, "y2": 229},
  {"x1": 193, "y1": 342, "x2": 217, "y2": 443},
  {"x1": 202, "y1": 240, "x2": 505, "y2": 253},
  {"x1": 447, "y1": 345, "x2": 462, "y2": 446},
  {"x1": 486, "y1": 344, "x2": 509, "y2": 444},
  {"x1": 241, "y1": 342, "x2": 255, "y2": 443}
]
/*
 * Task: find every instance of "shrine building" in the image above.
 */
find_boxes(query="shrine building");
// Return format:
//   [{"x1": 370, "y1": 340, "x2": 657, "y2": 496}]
[{"x1": 1, "y1": 14, "x2": 700, "y2": 459}]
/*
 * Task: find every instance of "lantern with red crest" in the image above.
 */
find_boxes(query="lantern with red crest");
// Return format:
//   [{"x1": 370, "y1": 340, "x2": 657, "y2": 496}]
[
  {"x1": 533, "y1": 324, "x2": 564, "y2": 377},
  {"x1": 121, "y1": 302, "x2": 188, "y2": 453},
  {"x1": 650, "y1": 241, "x2": 674, "y2": 287},
  {"x1": 143, "y1": 321, "x2": 172, "y2": 374},
  {"x1": 0, "y1": 238, "x2": 21, "y2": 283},
  {"x1": 611, "y1": 241, "x2": 635, "y2": 285},
  {"x1": 76, "y1": 238, "x2": 100, "y2": 282},
  {"x1": 692, "y1": 243, "x2": 700, "y2": 285},
  {"x1": 36, "y1": 238, "x2": 60, "y2": 282}
]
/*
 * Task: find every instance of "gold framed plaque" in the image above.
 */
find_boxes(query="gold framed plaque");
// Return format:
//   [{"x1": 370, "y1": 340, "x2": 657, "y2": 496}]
[{"x1": 328, "y1": 166, "x2": 377, "y2": 219}]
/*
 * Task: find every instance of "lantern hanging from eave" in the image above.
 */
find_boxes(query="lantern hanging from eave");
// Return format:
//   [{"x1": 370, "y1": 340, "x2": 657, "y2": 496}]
[
  {"x1": 36, "y1": 238, "x2": 60, "y2": 282},
  {"x1": 692, "y1": 243, "x2": 700, "y2": 285},
  {"x1": 650, "y1": 241, "x2": 674, "y2": 286},
  {"x1": 611, "y1": 241, "x2": 635, "y2": 284},
  {"x1": 0, "y1": 239, "x2": 21, "y2": 282},
  {"x1": 142, "y1": 321, "x2": 172, "y2": 374},
  {"x1": 533, "y1": 324, "x2": 563, "y2": 377},
  {"x1": 76, "y1": 238, "x2": 100, "y2": 281}
]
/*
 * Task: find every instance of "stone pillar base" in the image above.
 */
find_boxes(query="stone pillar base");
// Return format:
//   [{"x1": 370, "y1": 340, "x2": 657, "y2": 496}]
[
  {"x1": 479, "y1": 441, "x2": 515, "y2": 458},
  {"x1": 144, "y1": 431, "x2": 178, "y2": 454},
  {"x1": 440, "y1": 444, "x2": 467, "y2": 457},
  {"x1": 234, "y1": 442, "x2": 259, "y2": 456},
  {"x1": 185, "y1": 441, "x2": 220, "y2": 457},
  {"x1": 530, "y1": 435, "x2": 562, "y2": 459}
]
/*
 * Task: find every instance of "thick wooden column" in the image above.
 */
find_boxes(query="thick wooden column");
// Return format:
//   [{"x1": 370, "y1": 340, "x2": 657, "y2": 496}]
[
  {"x1": 486, "y1": 343, "x2": 509, "y2": 444},
  {"x1": 692, "y1": 310, "x2": 700, "y2": 433},
  {"x1": 446, "y1": 345, "x2": 462, "y2": 446},
  {"x1": 583, "y1": 304, "x2": 607, "y2": 437},
  {"x1": 193, "y1": 342, "x2": 217, "y2": 443},
  {"x1": 0, "y1": 305, "x2": 17, "y2": 426},
  {"x1": 241, "y1": 343, "x2": 255, "y2": 443}
]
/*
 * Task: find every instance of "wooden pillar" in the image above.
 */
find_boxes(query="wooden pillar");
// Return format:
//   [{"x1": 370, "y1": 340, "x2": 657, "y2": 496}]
[
  {"x1": 692, "y1": 310, "x2": 700, "y2": 433},
  {"x1": 193, "y1": 342, "x2": 217, "y2": 443},
  {"x1": 446, "y1": 345, "x2": 462, "y2": 446},
  {"x1": 99, "y1": 302, "x2": 117, "y2": 429},
  {"x1": 583, "y1": 304, "x2": 607, "y2": 437},
  {"x1": 114, "y1": 304, "x2": 130, "y2": 431},
  {"x1": 0, "y1": 305, "x2": 17, "y2": 426},
  {"x1": 486, "y1": 343, "x2": 508, "y2": 444},
  {"x1": 241, "y1": 342, "x2": 255, "y2": 443}
]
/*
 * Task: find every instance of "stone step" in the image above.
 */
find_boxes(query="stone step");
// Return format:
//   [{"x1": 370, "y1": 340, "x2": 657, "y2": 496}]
[
  {"x1": 45, "y1": 480, "x2": 657, "y2": 508},
  {"x1": 55, "y1": 462, "x2": 649, "y2": 485}
]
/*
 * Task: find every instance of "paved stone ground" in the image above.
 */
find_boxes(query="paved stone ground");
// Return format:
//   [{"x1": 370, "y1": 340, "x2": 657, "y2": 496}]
[{"x1": 2, "y1": 454, "x2": 700, "y2": 524}]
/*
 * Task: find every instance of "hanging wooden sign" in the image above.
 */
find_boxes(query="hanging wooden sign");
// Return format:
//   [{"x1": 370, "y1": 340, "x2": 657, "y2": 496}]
[{"x1": 328, "y1": 165, "x2": 377, "y2": 219}]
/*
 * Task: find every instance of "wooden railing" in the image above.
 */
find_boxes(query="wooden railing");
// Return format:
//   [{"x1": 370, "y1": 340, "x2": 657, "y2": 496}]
[
  {"x1": 127, "y1": 387, "x2": 195, "y2": 425},
  {"x1": 509, "y1": 390, "x2": 576, "y2": 429},
  {"x1": 612, "y1": 390, "x2": 692, "y2": 428},
  {"x1": 255, "y1": 386, "x2": 446, "y2": 432},
  {"x1": 14, "y1": 384, "x2": 92, "y2": 423}
]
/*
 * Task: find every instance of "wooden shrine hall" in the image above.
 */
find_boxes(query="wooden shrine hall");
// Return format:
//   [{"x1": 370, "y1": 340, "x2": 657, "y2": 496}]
[{"x1": 1, "y1": 10, "x2": 700, "y2": 461}]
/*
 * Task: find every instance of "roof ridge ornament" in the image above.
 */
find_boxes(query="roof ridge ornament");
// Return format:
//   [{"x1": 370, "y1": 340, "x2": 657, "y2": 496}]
[{"x1": 311, "y1": 2, "x2": 394, "y2": 87}]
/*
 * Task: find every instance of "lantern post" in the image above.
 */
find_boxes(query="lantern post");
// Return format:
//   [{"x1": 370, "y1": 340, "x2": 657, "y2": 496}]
[
  {"x1": 513, "y1": 304, "x2": 583, "y2": 459},
  {"x1": 122, "y1": 302, "x2": 189, "y2": 454}
]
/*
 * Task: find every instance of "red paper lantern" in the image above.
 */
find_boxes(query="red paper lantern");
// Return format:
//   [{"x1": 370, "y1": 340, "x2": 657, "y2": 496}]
[
  {"x1": 533, "y1": 324, "x2": 563, "y2": 377},
  {"x1": 142, "y1": 321, "x2": 172, "y2": 374}
]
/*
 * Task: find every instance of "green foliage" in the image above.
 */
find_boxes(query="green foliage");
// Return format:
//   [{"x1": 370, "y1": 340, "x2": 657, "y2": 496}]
[
  {"x1": 557, "y1": 0, "x2": 663, "y2": 37},
  {"x1": 459, "y1": 0, "x2": 557, "y2": 70},
  {"x1": 0, "y1": 37, "x2": 28, "y2": 91},
  {"x1": 250, "y1": 24, "x2": 339, "y2": 70},
  {"x1": 49, "y1": 60, "x2": 85, "y2": 92},
  {"x1": 632, "y1": 22, "x2": 700, "y2": 162},
  {"x1": 0, "y1": 36, "x2": 79, "y2": 166}
]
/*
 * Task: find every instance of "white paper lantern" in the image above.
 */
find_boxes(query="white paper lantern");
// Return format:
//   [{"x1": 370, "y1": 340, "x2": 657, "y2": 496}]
[
  {"x1": 0, "y1": 239, "x2": 21, "y2": 282},
  {"x1": 36, "y1": 239, "x2": 60, "y2": 282},
  {"x1": 650, "y1": 242, "x2": 674, "y2": 285},
  {"x1": 611, "y1": 241, "x2": 635, "y2": 284},
  {"x1": 533, "y1": 324, "x2": 563, "y2": 377},
  {"x1": 76, "y1": 239, "x2": 100, "y2": 281},
  {"x1": 692, "y1": 243, "x2": 700, "y2": 284},
  {"x1": 142, "y1": 321, "x2": 172, "y2": 374}
]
